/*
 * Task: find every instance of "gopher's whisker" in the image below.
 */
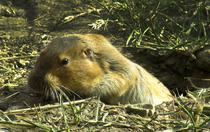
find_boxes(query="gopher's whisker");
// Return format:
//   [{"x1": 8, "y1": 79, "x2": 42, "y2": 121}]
[{"x1": 60, "y1": 85, "x2": 83, "y2": 99}]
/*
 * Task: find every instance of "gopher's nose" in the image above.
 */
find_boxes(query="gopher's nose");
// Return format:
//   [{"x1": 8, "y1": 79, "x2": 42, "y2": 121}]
[
  {"x1": 44, "y1": 73, "x2": 59, "y2": 85},
  {"x1": 44, "y1": 73, "x2": 61, "y2": 92},
  {"x1": 43, "y1": 73, "x2": 62, "y2": 101}
]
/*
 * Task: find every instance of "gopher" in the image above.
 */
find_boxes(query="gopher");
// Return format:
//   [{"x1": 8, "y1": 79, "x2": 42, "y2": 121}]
[{"x1": 28, "y1": 34, "x2": 173, "y2": 105}]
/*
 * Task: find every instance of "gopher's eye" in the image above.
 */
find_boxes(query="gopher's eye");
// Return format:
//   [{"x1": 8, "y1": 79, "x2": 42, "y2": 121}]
[{"x1": 61, "y1": 58, "x2": 69, "y2": 65}]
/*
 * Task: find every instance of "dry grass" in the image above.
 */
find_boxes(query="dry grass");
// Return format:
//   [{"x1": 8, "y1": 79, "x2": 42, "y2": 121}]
[
  {"x1": 0, "y1": 94, "x2": 210, "y2": 131},
  {"x1": 0, "y1": 0, "x2": 210, "y2": 131}
]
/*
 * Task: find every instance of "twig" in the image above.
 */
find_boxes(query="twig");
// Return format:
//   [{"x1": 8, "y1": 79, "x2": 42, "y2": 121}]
[
  {"x1": 0, "y1": 121, "x2": 34, "y2": 128},
  {"x1": 175, "y1": 98, "x2": 196, "y2": 131},
  {"x1": 0, "y1": 55, "x2": 37, "y2": 61},
  {"x1": 0, "y1": 121, "x2": 50, "y2": 131},
  {"x1": 2, "y1": 92, "x2": 20, "y2": 102},
  {"x1": 85, "y1": 120, "x2": 143, "y2": 129},
  {"x1": 102, "y1": 112, "x2": 109, "y2": 122},
  {"x1": 4, "y1": 98, "x2": 93, "y2": 115},
  {"x1": 95, "y1": 97, "x2": 100, "y2": 121},
  {"x1": 22, "y1": 119, "x2": 52, "y2": 131},
  {"x1": 63, "y1": 8, "x2": 102, "y2": 23}
]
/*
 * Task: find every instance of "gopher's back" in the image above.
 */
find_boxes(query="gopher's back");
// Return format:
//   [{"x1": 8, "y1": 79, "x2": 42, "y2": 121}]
[{"x1": 118, "y1": 62, "x2": 173, "y2": 105}]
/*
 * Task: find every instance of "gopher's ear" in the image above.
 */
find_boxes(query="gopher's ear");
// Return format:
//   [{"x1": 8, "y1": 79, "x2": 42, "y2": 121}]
[{"x1": 82, "y1": 48, "x2": 95, "y2": 60}]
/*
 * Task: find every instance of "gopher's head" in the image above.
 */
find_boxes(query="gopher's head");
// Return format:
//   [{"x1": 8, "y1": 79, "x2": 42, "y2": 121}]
[{"x1": 28, "y1": 34, "x2": 130, "y2": 101}]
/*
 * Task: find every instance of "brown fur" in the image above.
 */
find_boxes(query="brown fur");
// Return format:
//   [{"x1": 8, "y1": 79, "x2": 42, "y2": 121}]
[{"x1": 28, "y1": 34, "x2": 173, "y2": 105}]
